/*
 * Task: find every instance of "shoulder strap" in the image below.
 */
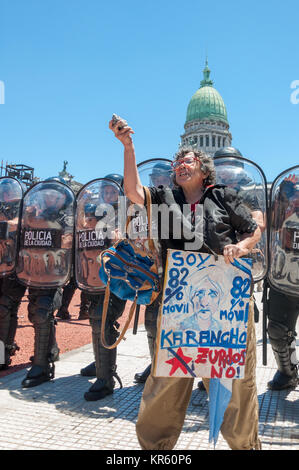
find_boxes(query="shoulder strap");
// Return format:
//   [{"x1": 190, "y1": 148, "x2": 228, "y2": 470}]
[
  {"x1": 143, "y1": 186, "x2": 155, "y2": 252},
  {"x1": 125, "y1": 186, "x2": 155, "y2": 251},
  {"x1": 100, "y1": 280, "x2": 137, "y2": 349}
]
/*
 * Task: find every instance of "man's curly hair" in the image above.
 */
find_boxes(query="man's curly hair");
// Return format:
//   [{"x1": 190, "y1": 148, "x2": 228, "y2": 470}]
[{"x1": 171, "y1": 146, "x2": 216, "y2": 188}]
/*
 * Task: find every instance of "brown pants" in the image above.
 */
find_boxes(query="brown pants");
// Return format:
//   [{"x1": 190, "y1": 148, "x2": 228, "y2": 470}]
[{"x1": 136, "y1": 299, "x2": 261, "y2": 450}]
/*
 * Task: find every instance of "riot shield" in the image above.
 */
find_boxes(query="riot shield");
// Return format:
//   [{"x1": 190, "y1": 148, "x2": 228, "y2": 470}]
[
  {"x1": 268, "y1": 166, "x2": 299, "y2": 297},
  {"x1": 0, "y1": 177, "x2": 23, "y2": 277},
  {"x1": 137, "y1": 158, "x2": 173, "y2": 189},
  {"x1": 132, "y1": 159, "x2": 173, "y2": 332},
  {"x1": 16, "y1": 180, "x2": 75, "y2": 288},
  {"x1": 136, "y1": 158, "x2": 172, "y2": 259},
  {"x1": 75, "y1": 178, "x2": 124, "y2": 293},
  {"x1": 134, "y1": 158, "x2": 173, "y2": 243},
  {"x1": 214, "y1": 155, "x2": 268, "y2": 283}
]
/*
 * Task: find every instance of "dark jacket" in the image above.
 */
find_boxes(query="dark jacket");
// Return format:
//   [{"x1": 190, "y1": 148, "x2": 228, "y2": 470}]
[{"x1": 145, "y1": 184, "x2": 257, "y2": 267}]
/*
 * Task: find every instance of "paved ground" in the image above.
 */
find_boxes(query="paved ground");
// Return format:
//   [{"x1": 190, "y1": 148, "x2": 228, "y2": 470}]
[{"x1": 0, "y1": 292, "x2": 298, "y2": 451}]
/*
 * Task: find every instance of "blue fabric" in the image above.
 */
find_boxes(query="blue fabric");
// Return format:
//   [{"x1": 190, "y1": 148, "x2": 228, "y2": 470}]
[
  {"x1": 99, "y1": 240, "x2": 160, "y2": 305},
  {"x1": 208, "y1": 378, "x2": 232, "y2": 447}
]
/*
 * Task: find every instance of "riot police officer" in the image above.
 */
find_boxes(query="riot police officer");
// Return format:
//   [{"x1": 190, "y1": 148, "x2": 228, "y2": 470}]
[
  {"x1": 214, "y1": 150, "x2": 298, "y2": 391},
  {"x1": 16, "y1": 178, "x2": 75, "y2": 388},
  {"x1": 214, "y1": 147, "x2": 266, "y2": 226},
  {"x1": 267, "y1": 171, "x2": 299, "y2": 390},
  {"x1": 0, "y1": 277, "x2": 26, "y2": 370},
  {"x1": 188, "y1": 146, "x2": 268, "y2": 392},
  {"x1": 133, "y1": 161, "x2": 172, "y2": 384},
  {"x1": 149, "y1": 162, "x2": 173, "y2": 188},
  {"x1": 48, "y1": 175, "x2": 92, "y2": 322},
  {"x1": 267, "y1": 287, "x2": 298, "y2": 389},
  {"x1": 77, "y1": 174, "x2": 127, "y2": 400},
  {"x1": 0, "y1": 178, "x2": 25, "y2": 370}
]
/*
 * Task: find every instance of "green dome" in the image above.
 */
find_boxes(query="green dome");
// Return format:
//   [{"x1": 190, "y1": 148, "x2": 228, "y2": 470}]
[{"x1": 185, "y1": 62, "x2": 228, "y2": 125}]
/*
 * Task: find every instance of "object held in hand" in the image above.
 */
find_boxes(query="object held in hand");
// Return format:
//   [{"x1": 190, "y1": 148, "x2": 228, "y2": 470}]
[{"x1": 111, "y1": 114, "x2": 127, "y2": 131}]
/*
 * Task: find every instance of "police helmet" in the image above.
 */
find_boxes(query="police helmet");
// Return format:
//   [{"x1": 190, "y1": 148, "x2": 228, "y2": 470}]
[
  {"x1": 39, "y1": 178, "x2": 73, "y2": 207},
  {"x1": 214, "y1": 147, "x2": 251, "y2": 188},
  {"x1": 103, "y1": 174, "x2": 123, "y2": 188},
  {"x1": 214, "y1": 147, "x2": 243, "y2": 158},
  {"x1": 84, "y1": 203, "x2": 97, "y2": 216},
  {"x1": 0, "y1": 177, "x2": 23, "y2": 201},
  {"x1": 149, "y1": 162, "x2": 172, "y2": 186},
  {"x1": 45, "y1": 176, "x2": 68, "y2": 185}
]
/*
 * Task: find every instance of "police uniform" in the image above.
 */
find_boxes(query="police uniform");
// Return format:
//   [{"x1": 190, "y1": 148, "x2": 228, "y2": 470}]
[
  {"x1": 0, "y1": 275, "x2": 26, "y2": 370},
  {"x1": 134, "y1": 162, "x2": 173, "y2": 384},
  {"x1": 78, "y1": 174, "x2": 127, "y2": 400},
  {"x1": 267, "y1": 287, "x2": 298, "y2": 389},
  {"x1": 19, "y1": 179, "x2": 74, "y2": 388},
  {"x1": 267, "y1": 174, "x2": 299, "y2": 390},
  {"x1": 0, "y1": 179, "x2": 24, "y2": 370}
]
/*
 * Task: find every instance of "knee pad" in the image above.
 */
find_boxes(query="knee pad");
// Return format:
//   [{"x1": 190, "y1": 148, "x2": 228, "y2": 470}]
[
  {"x1": 28, "y1": 294, "x2": 55, "y2": 325},
  {"x1": 89, "y1": 294, "x2": 124, "y2": 335},
  {"x1": 0, "y1": 294, "x2": 21, "y2": 320},
  {"x1": 0, "y1": 296, "x2": 13, "y2": 320}
]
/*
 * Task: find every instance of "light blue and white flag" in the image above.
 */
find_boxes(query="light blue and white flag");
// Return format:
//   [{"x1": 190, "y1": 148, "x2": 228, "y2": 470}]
[{"x1": 208, "y1": 377, "x2": 233, "y2": 447}]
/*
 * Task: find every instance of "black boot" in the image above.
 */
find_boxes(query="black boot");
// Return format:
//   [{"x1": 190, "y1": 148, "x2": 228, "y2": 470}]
[
  {"x1": 84, "y1": 332, "x2": 122, "y2": 401},
  {"x1": 268, "y1": 368, "x2": 298, "y2": 391},
  {"x1": 22, "y1": 363, "x2": 55, "y2": 388},
  {"x1": 84, "y1": 366, "x2": 122, "y2": 401},
  {"x1": 134, "y1": 364, "x2": 151, "y2": 383},
  {"x1": 197, "y1": 380, "x2": 206, "y2": 391},
  {"x1": 80, "y1": 361, "x2": 96, "y2": 377},
  {"x1": 0, "y1": 342, "x2": 20, "y2": 370},
  {"x1": 0, "y1": 308, "x2": 13, "y2": 370},
  {"x1": 22, "y1": 320, "x2": 59, "y2": 388},
  {"x1": 267, "y1": 326, "x2": 299, "y2": 391},
  {"x1": 56, "y1": 307, "x2": 71, "y2": 320},
  {"x1": 0, "y1": 289, "x2": 22, "y2": 370}
]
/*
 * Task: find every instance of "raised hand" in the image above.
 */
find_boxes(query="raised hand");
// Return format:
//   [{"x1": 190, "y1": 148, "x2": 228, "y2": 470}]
[{"x1": 109, "y1": 114, "x2": 134, "y2": 148}]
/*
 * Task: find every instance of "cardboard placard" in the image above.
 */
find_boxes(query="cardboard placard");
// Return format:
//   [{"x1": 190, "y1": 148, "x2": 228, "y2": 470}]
[{"x1": 154, "y1": 250, "x2": 253, "y2": 380}]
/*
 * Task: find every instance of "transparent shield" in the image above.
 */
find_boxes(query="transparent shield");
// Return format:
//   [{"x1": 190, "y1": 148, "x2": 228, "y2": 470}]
[
  {"x1": 137, "y1": 158, "x2": 173, "y2": 188},
  {"x1": 75, "y1": 178, "x2": 125, "y2": 292},
  {"x1": 268, "y1": 166, "x2": 299, "y2": 296},
  {"x1": 0, "y1": 177, "x2": 23, "y2": 277},
  {"x1": 16, "y1": 181, "x2": 75, "y2": 288},
  {"x1": 214, "y1": 156, "x2": 268, "y2": 282},
  {"x1": 136, "y1": 159, "x2": 173, "y2": 277}
]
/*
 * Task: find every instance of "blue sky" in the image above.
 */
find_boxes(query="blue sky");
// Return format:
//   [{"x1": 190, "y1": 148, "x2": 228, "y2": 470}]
[{"x1": 0, "y1": 0, "x2": 298, "y2": 185}]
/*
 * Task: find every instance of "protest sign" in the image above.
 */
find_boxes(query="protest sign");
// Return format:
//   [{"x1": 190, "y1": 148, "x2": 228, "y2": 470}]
[{"x1": 153, "y1": 249, "x2": 253, "y2": 380}]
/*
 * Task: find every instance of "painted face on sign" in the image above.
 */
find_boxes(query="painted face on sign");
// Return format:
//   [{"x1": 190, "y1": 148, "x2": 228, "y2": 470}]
[{"x1": 190, "y1": 276, "x2": 222, "y2": 322}]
